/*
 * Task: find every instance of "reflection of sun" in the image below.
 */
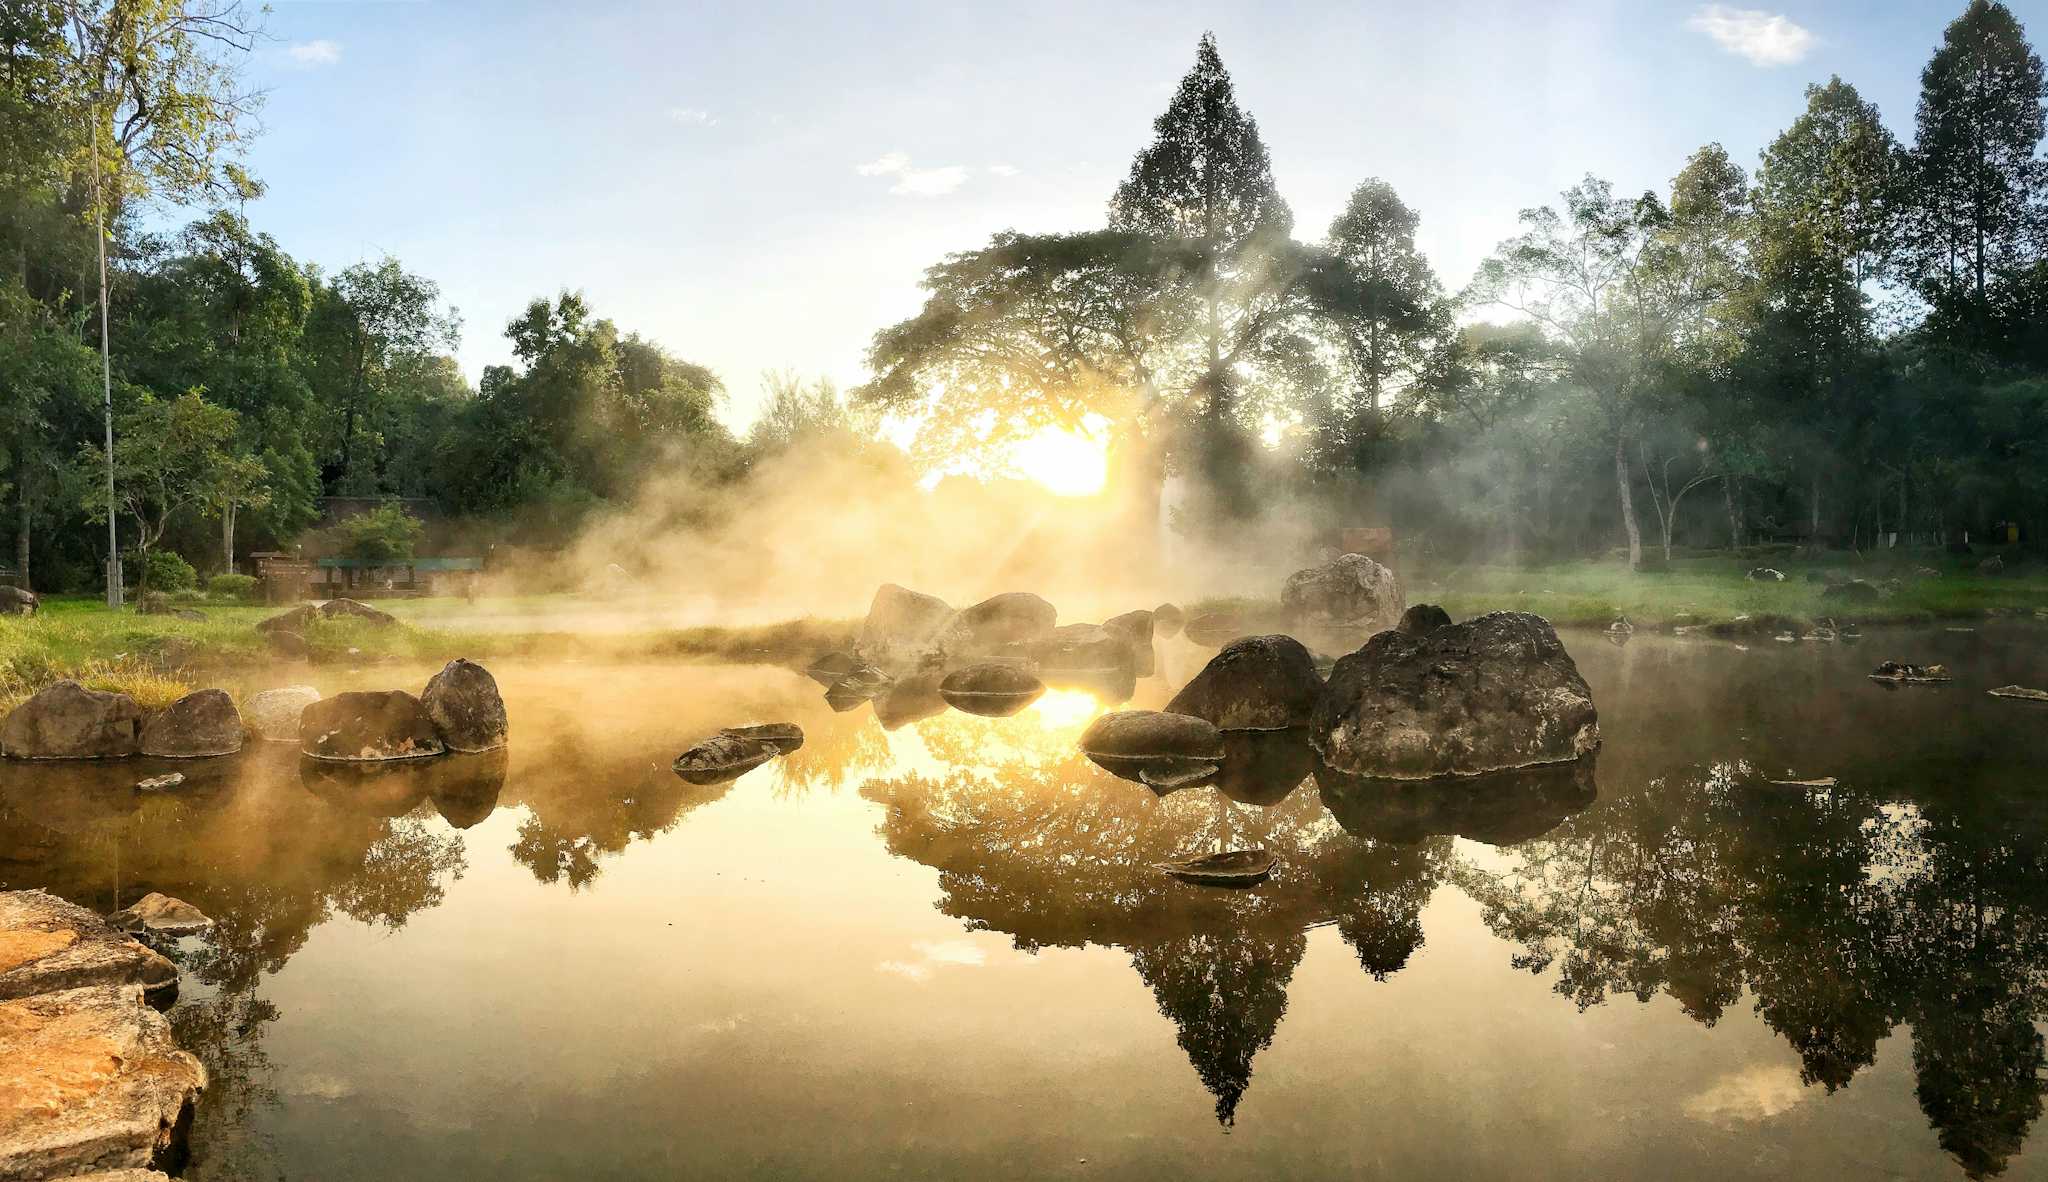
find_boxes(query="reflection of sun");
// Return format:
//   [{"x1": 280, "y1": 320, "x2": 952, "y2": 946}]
[
  {"x1": 1029, "y1": 687, "x2": 1106, "y2": 730},
  {"x1": 1009, "y1": 422, "x2": 1109, "y2": 496}
]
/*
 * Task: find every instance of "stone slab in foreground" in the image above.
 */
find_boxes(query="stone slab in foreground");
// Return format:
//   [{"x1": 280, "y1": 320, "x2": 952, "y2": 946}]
[{"x1": 0, "y1": 895, "x2": 176, "y2": 1004}]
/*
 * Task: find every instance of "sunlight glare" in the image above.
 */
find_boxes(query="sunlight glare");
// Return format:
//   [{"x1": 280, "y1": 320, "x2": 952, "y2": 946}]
[{"x1": 1009, "y1": 425, "x2": 1110, "y2": 496}]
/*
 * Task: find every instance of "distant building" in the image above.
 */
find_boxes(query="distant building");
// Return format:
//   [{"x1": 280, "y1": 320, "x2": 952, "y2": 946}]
[{"x1": 313, "y1": 556, "x2": 482, "y2": 599}]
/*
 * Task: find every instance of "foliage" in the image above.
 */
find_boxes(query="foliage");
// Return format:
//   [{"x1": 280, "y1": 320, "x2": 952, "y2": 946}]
[
  {"x1": 206, "y1": 571, "x2": 257, "y2": 599},
  {"x1": 140, "y1": 546, "x2": 195, "y2": 590},
  {"x1": 337, "y1": 503, "x2": 425, "y2": 564}
]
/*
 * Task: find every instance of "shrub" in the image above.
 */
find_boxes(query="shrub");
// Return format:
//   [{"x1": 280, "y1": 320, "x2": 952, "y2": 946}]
[
  {"x1": 340, "y1": 503, "x2": 426, "y2": 564},
  {"x1": 207, "y1": 573, "x2": 260, "y2": 600},
  {"x1": 139, "y1": 549, "x2": 197, "y2": 592}
]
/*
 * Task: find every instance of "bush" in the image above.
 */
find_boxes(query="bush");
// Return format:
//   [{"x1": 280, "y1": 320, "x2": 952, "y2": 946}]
[
  {"x1": 207, "y1": 573, "x2": 260, "y2": 600},
  {"x1": 139, "y1": 549, "x2": 197, "y2": 592},
  {"x1": 339, "y1": 503, "x2": 426, "y2": 564}
]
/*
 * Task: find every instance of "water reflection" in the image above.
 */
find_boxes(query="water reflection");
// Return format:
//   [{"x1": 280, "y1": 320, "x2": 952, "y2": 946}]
[{"x1": 1, "y1": 631, "x2": 2046, "y2": 1177}]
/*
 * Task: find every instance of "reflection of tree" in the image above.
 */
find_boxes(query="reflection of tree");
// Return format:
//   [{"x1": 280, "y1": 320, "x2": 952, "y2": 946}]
[
  {"x1": 861, "y1": 716, "x2": 1529, "y2": 1126},
  {"x1": 1457, "y1": 758, "x2": 2048, "y2": 1177}
]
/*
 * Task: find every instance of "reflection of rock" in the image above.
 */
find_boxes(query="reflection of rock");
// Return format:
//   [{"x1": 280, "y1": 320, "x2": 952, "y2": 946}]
[
  {"x1": 1029, "y1": 623, "x2": 1131, "y2": 673},
  {"x1": 1316, "y1": 756, "x2": 1598, "y2": 846},
  {"x1": 108, "y1": 892, "x2": 215, "y2": 939},
  {"x1": 1212, "y1": 730, "x2": 1320, "y2": 805},
  {"x1": 672, "y1": 732, "x2": 780, "y2": 786},
  {"x1": 1282, "y1": 553, "x2": 1403, "y2": 631},
  {"x1": 823, "y1": 665, "x2": 892, "y2": 712},
  {"x1": 300, "y1": 691, "x2": 445, "y2": 762},
  {"x1": 804, "y1": 651, "x2": 863, "y2": 687},
  {"x1": 951, "y1": 592, "x2": 1057, "y2": 651},
  {"x1": 242, "y1": 686, "x2": 321, "y2": 743},
  {"x1": 1, "y1": 681, "x2": 143, "y2": 760},
  {"x1": 300, "y1": 757, "x2": 436, "y2": 818},
  {"x1": 1396, "y1": 603, "x2": 1452, "y2": 635},
  {"x1": 938, "y1": 663, "x2": 1045, "y2": 717},
  {"x1": 1079, "y1": 711, "x2": 1223, "y2": 780},
  {"x1": 1312, "y1": 611, "x2": 1599, "y2": 779},
  {"x1": 427, "y1": 749, "x2": 510, "y2": 829},
  {"x1": 1166, "y1": 635, "x2": 1323, "y2": 731},
  {"x1": 138, "y1": 689, "x2": 243, "y2": 759},
  {"x1": 873, "y1": 672, "x2": 948, "y2": 730},
  {"x1": 421, "y1": 658, "x2": 509, "y2": 752},
  {"x1": 854, "y1": 584, "x2": 956, "y2": 672}
]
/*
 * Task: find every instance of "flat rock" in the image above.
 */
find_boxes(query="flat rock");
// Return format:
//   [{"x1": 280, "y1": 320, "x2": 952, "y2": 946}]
[
  {"x1": 0, "y1": 892, "x2": 177, "y2": 1003},
  {"x1": 420, "y1": 659, "x2": 508, "y2": 752},
  {"x1": 137, "y1": 690, "x2": 242, "y2": 759},
  {"x1": 241, "y1": 687, "x2": 322, "y2": 743},
  {"x1": 0, "y1": 984, "x2": 206, "y2": 1181},
  {"x1": 1165, "y1": 634, "x2": 1323, "y2": 731},
  {"x1": 300, "y1": 691, "x2": 445, "y2": 762},
  {"x1": 1311, "y1": 610, "x2": 1600, "y2": 780},
  {"x1": 1, "y1": 683, "x2": 143, "y2": 761}
]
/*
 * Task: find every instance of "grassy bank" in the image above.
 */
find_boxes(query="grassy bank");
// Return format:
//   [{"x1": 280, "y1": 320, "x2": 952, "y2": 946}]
[{"x1": 0, "y1": 595, "x2": 856, "y2": 712}]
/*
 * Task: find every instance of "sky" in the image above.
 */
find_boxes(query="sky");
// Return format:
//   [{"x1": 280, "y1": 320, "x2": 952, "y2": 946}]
[{"x1": 229, "y1": 0, "x2": 2044, "y2": 432}]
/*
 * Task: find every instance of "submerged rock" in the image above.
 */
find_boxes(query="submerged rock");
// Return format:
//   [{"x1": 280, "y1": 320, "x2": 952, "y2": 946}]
[
  {"x1": 673, "y1": 731, "x2": 782, "y2": 786},
  {"x1": 1078, "y1": 710, "x2": 1224, "y2": 781},
  {"x1": 1152, "y1": 603, "x2": 1185, "y2": 639},
  {"x1": 300, "y1": 690, "x2": 445, "y2": 762},
  {"x1": 854, "y1": 584, "x2": 956, "y2": 672},
  {"x1": 1871, "y1": 660, "x2": 1951, "y2": 683},
  {"x1": 1166, "y1": 634, "x2": 1323, "y2": 731},
  {"x1": 137, "y1": 689, "x2": 242, "y2": 759},
  {"x1": 421, "y1": 658, "x2": 509, "y2": 752},
  {"x1": 938, "y1": 663, "x2": 1045, "y2": 716},
  {"x1": 106, "y1": 893, "x2": 213, "y2": 940},
  {"x1": 1990, "y1": 685, "x2": 2048, "y2": 703},
  {"x1": 1311, "y1": 611, "x2": 1600, "y2": 780},
  {"x1": 0, "y1": 585, "x2": 38, "y2": 615},
  {"x1": 1, "y1": 681, "x2": 143, "y2": 760},
  {"x1": 1396, "y1": 603, "x2": 1453, "y2": 635},
  {"x1": 242, "y1": 686, "x2": 322, "y2": 743},
  {"x1": 1281, "y1": 552, "x2": 1404, "y2": 631},
  {"x1": 951, "y1": 592, "x2": 1056, "y2": 651},
  {"x1": 804, "y1": 651, "x2": 864, "y2": 686}
]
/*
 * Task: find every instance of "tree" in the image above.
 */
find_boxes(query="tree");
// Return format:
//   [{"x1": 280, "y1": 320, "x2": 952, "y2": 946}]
[
  {"x1": 54, "y1": 0, "x2": 264, "y2": 604},
  {"x1": 337, "y1": 502, "x2": 423, "y2": 564},
  {"x1": 1906, "y1": 0, "x2": 2046, "y2": 326},
  {"x1": 81, "y1": 389, "x2": 242, "y2": 590},
  {"x1": 306, "y1": 257, "x2": 460, "y2": 492}
]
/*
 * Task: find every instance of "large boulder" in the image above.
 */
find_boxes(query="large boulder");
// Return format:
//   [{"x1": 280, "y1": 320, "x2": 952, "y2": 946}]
[
  {"x1": 1396, "y1": 603, "x2": 1453, "y2": 636},
  {"x1": 950, "y1": 592, "x2": 1057, "y2": 651},
  {"x1": 938, "y1": 663, "x2": 1045, "y2": 717},
  {"x1": 1, "y1": 682, "x2": 143, "y2": 760},
  {"x1": 1165, "y1": 634, "x2": 1324, "y2": 731},
  {"x1": 420, "y1": 658, "x2": 508, "y2": 752},
  {"x1": 1078, "y1": 710, "x2": 1224, "y2": 784},
  {"x1": 854, "y1": 584, "x2": 957, "y2": 672},
  {"x1": 0, "y1": 585, "x2": 36, "y2": 616},
  {"x1": 1311, "y1": 610, "x2": 1599, "y2": 780},
  {"x1": 1281, "y1": 553, "x2": 1404, "y2": 631},
  {"x1": 1103, "y1": 609, "x2": 1157, "y2": 676},
  {"x1": 242, "y1": 686, "x2": 322, "y2": 743},
  {"x1": 1152, "y1": 603, "x2": 1184, "y2": 639},
  {"x1": 299, "y1": 690, "x2": 445, "y2": 762},
  {"x1": 137, "y1": 689, "x2": 243, "y2": 758}
]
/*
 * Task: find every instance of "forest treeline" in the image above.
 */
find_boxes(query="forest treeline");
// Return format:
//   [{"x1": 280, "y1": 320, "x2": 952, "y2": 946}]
[{"x1": 7, "y1": 0, "x2": 2048, "y2": 594}]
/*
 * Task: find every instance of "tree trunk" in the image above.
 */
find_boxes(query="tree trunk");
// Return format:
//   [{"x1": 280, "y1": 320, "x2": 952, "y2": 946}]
[
  {"x1": 1810, "y1": 473, "x2": 1822, "y2": 550},
  {"x1": 222, "y1": 503, "x2": 237, "y2": 574},
  {"x1": 1615, "y1": 435, "x2": 1642, "y2": 570},
  {"x1": 14, "y1": 495, "x2": 29, "y2": 592},
  {"x1": 1723, "y1": 475, "x2": 1745, "y2": 549}
]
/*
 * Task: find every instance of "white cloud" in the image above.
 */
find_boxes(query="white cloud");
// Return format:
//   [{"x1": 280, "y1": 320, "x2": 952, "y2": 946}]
[
  {"x1": 854, "y1": 152, "x2": 972, "y2": 197},
  {"x1": 856, "y1": 151, "x2": 911, "y2": 177},
  {"x1": 667, "y1": 106, "x2": 716, "y2": 127},
  {"x1": 878, "y1": 940, "x2": 989, "y2": 982},
  {"x1": 1686, "y1": 5, "x2": 1815, "y2": 67},
  {"x1": 987, "y1": 163, "x2": 1021, "y2": 177},
  {"x1": 285, "y1": 39, "x2": 342, "y2": 68}
]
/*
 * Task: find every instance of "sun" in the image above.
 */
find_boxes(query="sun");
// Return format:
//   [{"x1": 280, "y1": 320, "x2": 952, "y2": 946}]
[{"x1": 1009, "y1": 422, "x2": 1110, "y2": 496}]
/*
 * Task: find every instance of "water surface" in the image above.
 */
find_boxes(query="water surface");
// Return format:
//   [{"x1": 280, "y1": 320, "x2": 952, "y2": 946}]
[{"x1": 5, "y1": 624, "x2": 2048, "y2": 1180}]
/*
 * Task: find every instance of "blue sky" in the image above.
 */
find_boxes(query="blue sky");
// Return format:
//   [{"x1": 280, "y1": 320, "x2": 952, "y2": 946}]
[{"x1": 233, "y1": 0, "x2": 2032, "y2": 428}]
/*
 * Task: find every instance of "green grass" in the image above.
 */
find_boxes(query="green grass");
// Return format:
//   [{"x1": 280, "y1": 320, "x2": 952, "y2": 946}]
[{"x1": 1195, "y1": 550, "x2": 2048, "y2": 633}]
